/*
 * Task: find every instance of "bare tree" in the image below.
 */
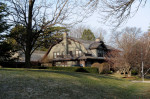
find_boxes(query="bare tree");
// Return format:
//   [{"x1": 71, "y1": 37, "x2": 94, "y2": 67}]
[
  {"x1": 139, "y1": 32, "x2": 150, "y2": 81},
  {"x1": 109, "y1": 27, "x2": 150, "y2": 79},
  {"x1": 108, "y1": 27, "x2": 141, "y2": 76},
  {"x1": 94, "y1": 27, "x2": 107, "y2": 41},
  {"x1": 69, "y1": 25, "x2": 88, "y2": 38},
  {"x1": 4, "y1": 0, "x2": 90, "y2": 67},
  {"x1": 87, "y1": 0, "x2": 147, "y2": 27}
]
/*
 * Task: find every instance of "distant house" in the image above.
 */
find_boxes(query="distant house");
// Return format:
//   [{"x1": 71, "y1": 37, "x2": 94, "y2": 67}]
[
  {"x1": 41, "y1": 33, "x2": 117, "y2": 67},
  {"x1": 16, "y1": 50, "x2": 46, "y2": 62},
  {"x1": 0, "y1": 50, "x2": 46, "y2": 67}
]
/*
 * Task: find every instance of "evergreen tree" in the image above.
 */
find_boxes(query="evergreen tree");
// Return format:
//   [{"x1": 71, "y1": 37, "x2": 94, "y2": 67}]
[
  {"x1": 39, "y1": 26, "x2": 69, "y2": 50},
  {"x1": 0, "y1": 2, "x2": 9, "y2": 40},
  {"x1": 0, "y1": 2, "x2": 15, "y2": 62},
  {"x1": 81, "y1": 29, "x2": 95, "y2": 40},
  {"x1": 9, "y1": 25, "x2": 69, "y2": 51}
]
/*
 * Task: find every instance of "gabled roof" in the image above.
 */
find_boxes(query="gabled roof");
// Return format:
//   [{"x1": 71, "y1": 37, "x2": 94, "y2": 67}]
[
  {"x1": 41, "y1": 36, "x2": 117, "y2": 62},
  {"x1": 68, "y1": 37, "x2": 108, "y2": 50},
  {"x1": 68, "y1": 37, "x2": 94, "y2": 49}
]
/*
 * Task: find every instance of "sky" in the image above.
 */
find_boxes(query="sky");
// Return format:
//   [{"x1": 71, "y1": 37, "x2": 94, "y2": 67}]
[{"x1": 82, "y1": 1, "x2": 150, "y2": 41}]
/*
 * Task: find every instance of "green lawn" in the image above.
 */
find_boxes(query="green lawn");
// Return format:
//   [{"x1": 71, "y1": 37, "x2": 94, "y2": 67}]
[{"x1": 0, "y1": 68, "x2": 150, "y2": 99}]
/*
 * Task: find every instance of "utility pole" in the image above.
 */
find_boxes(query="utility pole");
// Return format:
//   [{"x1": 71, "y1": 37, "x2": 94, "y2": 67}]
[
  {"x1": 141, "y1": 46, "x2": 144, "y2": 82},
  {"x1": 141, "y1": 61, "x2": 144, "y2": 81}
]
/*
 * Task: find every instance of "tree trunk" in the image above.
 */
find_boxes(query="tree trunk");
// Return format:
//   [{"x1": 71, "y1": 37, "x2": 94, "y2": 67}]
[
  {"x1": 24, "y1": 0, "x2": 35, "y2": 67},
  {"x1": 25, "y1": 49, "x2": 31, "y2": 68}
]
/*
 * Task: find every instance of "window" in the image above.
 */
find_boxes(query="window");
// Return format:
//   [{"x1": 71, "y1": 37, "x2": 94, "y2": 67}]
[
  {"x1": 76, "y1": 50, "x2": 82, "y2": 57},
  {"x1": 53, "y1": 52, "x2": 60, "y2": 58},
  {"x1": 98, "y1": 50, "x2": 104, "y2": 57}
]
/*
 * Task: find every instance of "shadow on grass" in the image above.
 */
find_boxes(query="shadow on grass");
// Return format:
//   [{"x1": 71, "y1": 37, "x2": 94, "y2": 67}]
[
  {"x1": 0, "y1": 68, "x2": 125, "y2": 81},
  {"x1": 0, "y1": 68, "x2": 148, "y2": 99}
]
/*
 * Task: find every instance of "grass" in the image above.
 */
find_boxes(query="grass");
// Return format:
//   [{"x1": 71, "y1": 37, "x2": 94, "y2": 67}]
[{"x1": 0, "y1": 68, "x2": 150, "y2": 99}]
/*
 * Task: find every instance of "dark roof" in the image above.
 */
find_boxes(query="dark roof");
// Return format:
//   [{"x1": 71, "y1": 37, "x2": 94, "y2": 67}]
[
  {"x1": 18, "y1": 50, "x2": 46, "y2": 62},
  {"x1": 68, "y1": 37, "x2": 94, "y2": 49},
  {"x1": 68, "y1": 37, "x2": 109, "y2": 50}
]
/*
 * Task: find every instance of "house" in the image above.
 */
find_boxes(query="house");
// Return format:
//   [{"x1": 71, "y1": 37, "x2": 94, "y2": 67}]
[
  {"x1": 0, "y1": 50, "x2": 47, "y2": 67},
  {"x1": 16, "y1": 50, "x2": 46, "y2": 62},
  {"x1": 41, "y1": 33, "x2": 116, "y2": 67}
]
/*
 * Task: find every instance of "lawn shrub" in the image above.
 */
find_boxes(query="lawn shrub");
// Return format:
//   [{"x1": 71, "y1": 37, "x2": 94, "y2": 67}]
[
  {"x1": 92, "y1": 62, "x2": 111, "y2": 74},
  {"x1": 42, "y1": 67, "x2": 99, "y2": 74},
  {"x1": 131, "y1": 70, "x2": 138, "y2": 75}
]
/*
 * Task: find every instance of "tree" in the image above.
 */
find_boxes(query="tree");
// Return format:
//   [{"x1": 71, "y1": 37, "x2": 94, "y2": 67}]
[
  {"x1": 87, "y1": 0, "x2": 147, "y2": 27},
  {"x1": 0, "y1": 2, "x2": 15, "y2": 62},
  {"x1": 81, "y1": 29, "x2": 95, "y2": 40},
  {"x1": 109, "y1": 27, "x2": 141, "y2": 76},
  {"x1": 5, "y1": 0, "x2": 89, "y2": 67},
  {"x1": 9, "y1": 25, "x2": 69, "y2": 51},
  {"x1": 70, "y1": 25, "x2": 87, "y2": 38},
  {"x1": 94, "y1": 27, "x2": 107, "y2": 41},
  {"x1": 0, "y1": 2, "x2": 9, "y2": 39},
  {"x1": 137, "y1": 32, "x2": 150, "y2": 81},
  {"x1": 0, "y1": 42, "x2": 16, "y2": 62},
  {"x1": 109, "y1": 27, "x2": 150, "y2": 79},
  {"x1": 38, "y1": 26, "x2": 69, "y2": 50},
  {"x1": 9, "y1": 25, "x2": 26, "y2": 51}
]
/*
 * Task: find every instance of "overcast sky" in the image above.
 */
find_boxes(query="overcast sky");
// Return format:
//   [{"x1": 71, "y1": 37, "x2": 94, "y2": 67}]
[{"x1": 81, "y1": 1, "x2": 150, "y2": 41}]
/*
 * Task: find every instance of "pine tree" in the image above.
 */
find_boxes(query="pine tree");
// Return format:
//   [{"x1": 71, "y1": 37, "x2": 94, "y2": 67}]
[
  {"x1": 81, "y1": 29, "x2": 95, "y2": 41},
  {"x1": 0, "y1": 2, "x2": 9, "y2": 40},
  {"x1": 0, "y1": 2, "x2": 14, "y2": 62}
]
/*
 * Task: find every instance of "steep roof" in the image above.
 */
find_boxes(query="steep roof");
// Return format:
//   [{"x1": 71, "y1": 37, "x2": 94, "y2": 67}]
[
  {"x1": 17, "y1": 50, "x2": 46, "y2": 62},
  {"x1": 68, "y1": 37, "x2": 94, "y2": 49},
  {"x1": 41, "y1": 36, "x2": 117, "y2": 62},
  {"x1": 68, "y1": 37, "x2": 108, "y2": 50}
]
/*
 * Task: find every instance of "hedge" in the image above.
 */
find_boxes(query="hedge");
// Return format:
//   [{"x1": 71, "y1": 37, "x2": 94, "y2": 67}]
[{"x1": 39, "y1": 66, "x2": 99, "y2": 74}]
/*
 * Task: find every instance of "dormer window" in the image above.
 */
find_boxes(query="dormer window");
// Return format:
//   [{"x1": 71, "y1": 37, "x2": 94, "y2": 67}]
[{"x1": 98, "y1": 50, "x2": 104, "y2": 57}]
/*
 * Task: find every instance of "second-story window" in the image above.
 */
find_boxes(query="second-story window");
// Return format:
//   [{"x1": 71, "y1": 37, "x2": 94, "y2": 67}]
[{"x1": 76, "y1": 50, "x2": 82, "y2": 57}]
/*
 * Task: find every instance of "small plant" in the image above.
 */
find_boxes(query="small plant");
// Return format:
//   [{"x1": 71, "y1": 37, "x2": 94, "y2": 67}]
[{"x1": 131, "y1": 70, "x2": 138, "y2": 75}]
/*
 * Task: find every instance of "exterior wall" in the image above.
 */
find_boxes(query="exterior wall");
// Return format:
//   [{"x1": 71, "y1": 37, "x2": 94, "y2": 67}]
[
  {"x1": 55, "y1": 61, "x2": 79, "y2": 67},
  {"x1": 47, "y1": 39, "x2": 87, "y2": 60},
  {"x1": 91, "y1": 49, "x2": 97, "y2": 57},
  {"x1": 68, "y1": 39, "x2": 87, "y2": 55}
]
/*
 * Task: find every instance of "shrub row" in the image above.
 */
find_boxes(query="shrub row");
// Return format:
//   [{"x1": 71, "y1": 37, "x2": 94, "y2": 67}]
[
  {"x1": 92, "y1": 62, "x2": 113, "y2": 74},
  {"x1": 39, "y1": 66, "x2": 99, "y2": 74}
]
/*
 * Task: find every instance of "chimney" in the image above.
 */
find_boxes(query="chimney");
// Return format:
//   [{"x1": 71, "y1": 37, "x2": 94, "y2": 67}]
[
  {"x1": 63, "y1": 32, "x2": 68, "y2": 55},
  {"x1": 95, "y1": 38, "x2": 100, "y2": 42}
]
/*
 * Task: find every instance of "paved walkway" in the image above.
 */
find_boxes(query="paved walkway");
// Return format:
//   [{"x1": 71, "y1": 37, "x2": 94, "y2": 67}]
[{"x1": 132, "y1": 81, "x2": 150, "y2": 83}]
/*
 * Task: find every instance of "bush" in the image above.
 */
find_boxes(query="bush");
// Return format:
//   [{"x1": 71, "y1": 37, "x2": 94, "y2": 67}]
[
  {"x1": 92, "y1": 62, "x2": 111, "y2": 74},
  {"x1": 131, "y1": 70, "x2": 138, "y2": 75},
  {"x1": 41, "y1": 67, "x2": 99, "y2": 74}
]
